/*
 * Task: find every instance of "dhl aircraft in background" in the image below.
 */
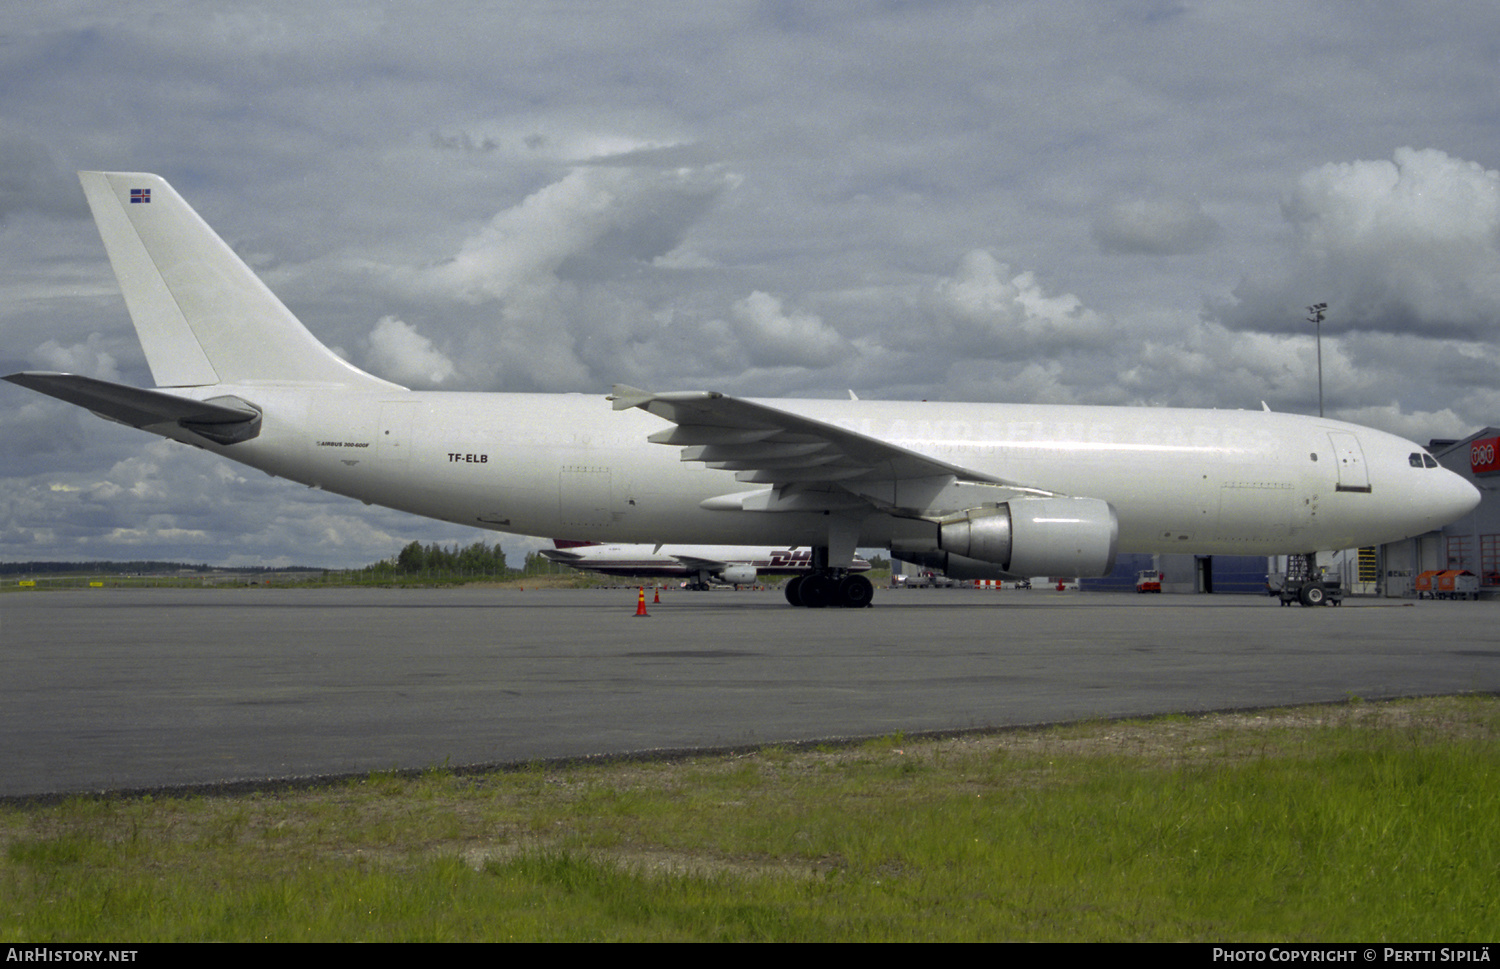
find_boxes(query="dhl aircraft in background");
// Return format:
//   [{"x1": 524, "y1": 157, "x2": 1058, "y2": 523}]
[
  {"x1": 5, "y1": 173, "x2": 1480, "y2": 609},
  {"x1": 540, "y1": 542, "x2": 872, "y2": 590}
]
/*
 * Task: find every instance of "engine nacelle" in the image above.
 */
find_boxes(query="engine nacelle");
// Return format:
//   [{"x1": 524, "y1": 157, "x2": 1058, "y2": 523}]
[
  {"x1": 895, "y1": 497, "x2": 1119, "y2": 579},
  {"x1": 718, "y1": 564, "x2": 758, "y2": 585}
]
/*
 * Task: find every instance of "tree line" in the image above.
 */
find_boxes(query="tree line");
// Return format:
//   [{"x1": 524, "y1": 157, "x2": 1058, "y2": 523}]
[
  {"x1": 0, "y1": 560, "x2": 314, "y2": 576},
  {"x1": 364, "y1": 540, "x2": 561, "y2": 577},
  {"x1": 3, "y1": 541, "x2": 557, "y2": 580}
]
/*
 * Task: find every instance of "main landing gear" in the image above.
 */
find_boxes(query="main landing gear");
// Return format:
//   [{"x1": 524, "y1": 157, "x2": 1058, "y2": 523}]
[
  {"x1": 784, "y1": 529, "x2": 873, "y2": 608},
  {"x1": 783, "y1": 572, "x2": 874, "y2": 608}
]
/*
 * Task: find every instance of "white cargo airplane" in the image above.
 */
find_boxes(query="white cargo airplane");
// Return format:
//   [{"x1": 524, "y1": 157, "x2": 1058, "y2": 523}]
[
  {"x1": 5, "y1": 173, "x2": 1482, "y2": 609},
  {"x1": 540, "y1": 542, "x2": 872, "y2": 589}
]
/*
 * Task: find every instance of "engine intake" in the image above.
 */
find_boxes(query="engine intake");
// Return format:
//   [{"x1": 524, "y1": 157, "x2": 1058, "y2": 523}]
[{"x1": 719, "y1": 564, "x2": 757, "y2": 585}]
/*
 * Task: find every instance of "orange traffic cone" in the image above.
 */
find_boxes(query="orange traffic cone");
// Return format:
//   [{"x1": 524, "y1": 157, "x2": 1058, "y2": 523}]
[
  {"x1": 653, "y1": 586, "x2": 660, "y2": 604},
  {"x1": 635, "y1": 587, "x2": 650, "y2": 617}
]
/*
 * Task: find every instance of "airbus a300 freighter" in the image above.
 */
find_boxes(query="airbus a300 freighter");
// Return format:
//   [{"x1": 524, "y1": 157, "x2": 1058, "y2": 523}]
[{"x1": 5, "y1": 173, "x2": 1480, "y2": 608}]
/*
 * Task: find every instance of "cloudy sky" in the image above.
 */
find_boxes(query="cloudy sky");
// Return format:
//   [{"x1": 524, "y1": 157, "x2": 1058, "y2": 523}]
[{"x1": 4, "y1": 1, "x2": 1500, "y2": 568}]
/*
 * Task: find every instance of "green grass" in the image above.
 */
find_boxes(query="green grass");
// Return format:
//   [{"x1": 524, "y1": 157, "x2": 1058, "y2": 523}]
[{"x1": 2, "y1": 697, "x2": 1497, "y2": 941}]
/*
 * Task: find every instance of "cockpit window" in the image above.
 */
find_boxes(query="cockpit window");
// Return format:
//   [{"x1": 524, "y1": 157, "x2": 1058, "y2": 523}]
[
  {"x1": 1410, "y1": 453, "x2": 1423, "y2": 467},
  {"x1": 1410, "y1": 452, "x2": 1440, "y2": 468},
  {"x1": 1425, "y1": 454, "x2": 1439, "y2": 468}
]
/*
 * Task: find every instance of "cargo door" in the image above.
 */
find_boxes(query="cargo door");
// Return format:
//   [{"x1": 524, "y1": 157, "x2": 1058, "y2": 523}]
[{"x1": 559, "y1": 466, "x2": 612, "y2": 527}]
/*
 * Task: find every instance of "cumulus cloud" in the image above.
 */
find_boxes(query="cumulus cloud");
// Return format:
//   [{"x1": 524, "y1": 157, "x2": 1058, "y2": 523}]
[
  {"x1": 926, "y1": 250, "x2": 1109, "y2": 353},
  {"x1": 0, "y1": 398, "x2": 89, "y2": 470},
  {"x1": 1331, "y1": 403, "x2": 1471, "y2": 445},
  {"x1": 1092, "y1": 197, "x2": 1221, "y2": 255},
  {"x1": 365, "y1": 162, "x2": 740, "y2": 391},
  {"x1": 1220, "y1": 148, "x2": 1500, "y2": 339},
  {"x1": 31, "y1": 334, "x2": 122, "y2": 382},
  {"x1": 729, "y1": 291, "x2": 848, "y2": 368},
  {"x1": 366, "y1": 316, "x2": 454, "y2": 387},
  {"x1": 410, "y1": 164, "x2": 737, "y2": 304}
]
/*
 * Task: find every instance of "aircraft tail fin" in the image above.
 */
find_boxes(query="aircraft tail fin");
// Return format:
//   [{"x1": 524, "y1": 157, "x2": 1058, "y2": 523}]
[{"x1": 78, "y1": 172, "x2": 399, "y2": 390}]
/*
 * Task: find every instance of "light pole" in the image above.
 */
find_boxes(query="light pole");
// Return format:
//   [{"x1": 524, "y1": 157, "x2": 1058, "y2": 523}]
[{"x1": 1307, "y1": 302, "x2": 1327, "y2": 418}]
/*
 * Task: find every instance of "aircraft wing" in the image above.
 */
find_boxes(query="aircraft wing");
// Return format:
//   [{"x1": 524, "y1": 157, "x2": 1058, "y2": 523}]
[
  {"x1": 610, "y1": 385, "x2": 1053, "y2": 517},
  {"x1": 671, "y1": 553, "x2": 732, "y2": 572}
]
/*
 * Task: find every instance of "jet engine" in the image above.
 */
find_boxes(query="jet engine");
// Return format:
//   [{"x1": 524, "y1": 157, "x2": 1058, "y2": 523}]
[
  {"x1": 718, "y1": 564, "x2": 758, "y2": 585},
  {"x1": 893, "y1": 496, "x2": 1119, "y2": 580}
]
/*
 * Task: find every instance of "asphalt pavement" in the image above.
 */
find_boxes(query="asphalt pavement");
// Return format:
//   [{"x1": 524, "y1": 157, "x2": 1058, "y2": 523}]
[{"x1": 2, "y1": 585, "x2": 1496, "y2": 798}]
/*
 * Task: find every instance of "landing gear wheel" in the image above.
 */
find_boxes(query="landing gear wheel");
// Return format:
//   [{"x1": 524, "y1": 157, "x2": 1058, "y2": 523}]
[
  {"x1": 797, "y1": 574, "x2": 834, "y2": 608},
  {"x1": 1299, "y1": 582, "x2": 1326, "y2": 607},
  {"x1": 784, "y1": 575, "x2": 804, "y2": 606},
  {"x1": 838, "y1": 574, "x2": 874, "y2": 608}
]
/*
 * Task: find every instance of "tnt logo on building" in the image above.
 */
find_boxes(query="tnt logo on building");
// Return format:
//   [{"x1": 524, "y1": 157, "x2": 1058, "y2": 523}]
[{"x1": 1471, "y1": 437, "x2": 1500, "y2": 476}]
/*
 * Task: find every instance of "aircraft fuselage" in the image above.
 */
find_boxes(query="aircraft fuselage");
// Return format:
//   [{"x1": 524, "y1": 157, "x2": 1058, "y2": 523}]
[{"x1": 159, "y1": 385, "x2": 1468, "y2": 557}]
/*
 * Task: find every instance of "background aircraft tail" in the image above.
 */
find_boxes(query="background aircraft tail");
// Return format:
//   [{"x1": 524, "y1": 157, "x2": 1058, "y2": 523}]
[{"x1": 79, "y1": 172, "x2": 399, "y2": 390}]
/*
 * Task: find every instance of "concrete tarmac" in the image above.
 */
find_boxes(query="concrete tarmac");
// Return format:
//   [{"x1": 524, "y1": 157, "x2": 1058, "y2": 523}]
[{"x1": 2, "y1": 585, "x2": 1497, "y2": 798}]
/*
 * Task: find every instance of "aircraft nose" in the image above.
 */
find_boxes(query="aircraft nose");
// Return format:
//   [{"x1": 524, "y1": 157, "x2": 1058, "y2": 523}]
[{"x1": 1431, "y1": 469, "x2": 1481, "y2": 524}]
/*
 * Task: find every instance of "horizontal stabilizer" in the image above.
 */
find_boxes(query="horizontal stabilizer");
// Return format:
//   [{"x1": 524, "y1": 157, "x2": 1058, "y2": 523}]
[{"x1": 3, "y1": 371, "x2": 261, "y2": 444}]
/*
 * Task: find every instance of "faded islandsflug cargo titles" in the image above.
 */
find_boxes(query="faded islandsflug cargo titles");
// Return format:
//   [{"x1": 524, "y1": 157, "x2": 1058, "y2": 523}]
[{"x1": 5, "y1": 173, "x2": 1480, "y2": 609}]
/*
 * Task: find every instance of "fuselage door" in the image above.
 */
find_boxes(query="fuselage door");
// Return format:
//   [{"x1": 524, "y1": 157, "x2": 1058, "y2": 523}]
[{"x1": 1328, "y1": 432, "x2": 1370, "y2": 493}]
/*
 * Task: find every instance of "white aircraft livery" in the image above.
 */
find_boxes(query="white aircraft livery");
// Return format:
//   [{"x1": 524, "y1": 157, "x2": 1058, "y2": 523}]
[
  {"x1": 540, "y1": 542, "x2": 872, "y2": 589},
  {"x1": 5, "y1": 173, "x2": 1482, "y2": 608}
]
